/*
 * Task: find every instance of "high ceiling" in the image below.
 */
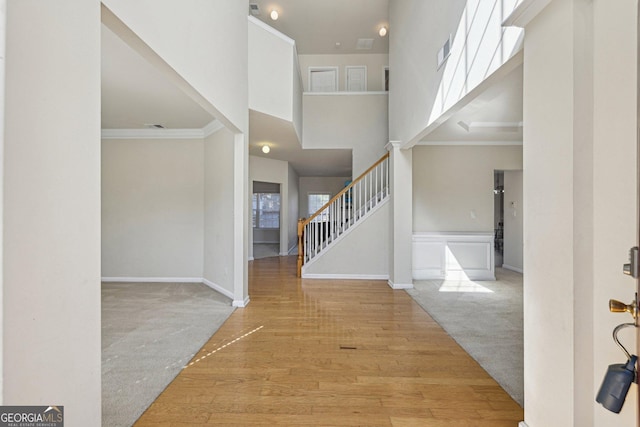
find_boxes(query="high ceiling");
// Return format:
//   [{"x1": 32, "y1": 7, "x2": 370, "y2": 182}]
[
  {"x1": 421, "y1": 65, "x2": 523, "y2": 144},
  {"x1": 249, "y1": 0, "x2": 389, "y2": 55},
  {"x1": 101, "y1": 2, "x2": 522, "y2": 178},
  {"x1": 101, "y1": 24, "x2": 213, "y2": 130}
]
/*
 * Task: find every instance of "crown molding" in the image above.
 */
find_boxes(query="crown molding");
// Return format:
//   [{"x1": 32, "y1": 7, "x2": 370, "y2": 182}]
[
  {"x1": 102, "y1": 119, "x2": 223, "y2": 140},
  {"x1": 202, "y1": 120, "x2": 225, "y2": 137},
  {"x1": 416, "y1": 140, "x2": 523, "y2": 146}
]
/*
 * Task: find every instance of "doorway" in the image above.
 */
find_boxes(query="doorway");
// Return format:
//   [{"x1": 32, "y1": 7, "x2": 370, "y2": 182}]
[
  {"x1": 494, "y1": 170, "x2": 524, "y2": 274},
  {"x1": 252, "y1": 181, "x2": 281, "y2": 259}
]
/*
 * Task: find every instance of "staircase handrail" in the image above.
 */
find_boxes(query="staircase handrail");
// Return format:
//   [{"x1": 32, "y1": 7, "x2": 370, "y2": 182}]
[
  {"x1": 301, "y1": 152, "x2": 389, "y2": 226},
  {"x1": 297, "y1": 152, "x2": 390, "y2": 277}
]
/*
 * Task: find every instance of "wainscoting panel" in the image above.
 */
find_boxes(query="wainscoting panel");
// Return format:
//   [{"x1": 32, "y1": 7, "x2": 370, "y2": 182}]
[{"x1": 413, "y1": 232, "x2": 495, "y2": 281}]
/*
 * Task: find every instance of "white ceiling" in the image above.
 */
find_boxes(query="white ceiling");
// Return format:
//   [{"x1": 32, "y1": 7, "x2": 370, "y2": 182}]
[
  {"x1": 420, "y1": 65, "x2": 524, "y2": 144},
  {"x1": 249, "y1": 110, "x2": 352, "y2": 177},
  {"x1": 101, "y1": 2, "x2": 522, "y2": 177},
  {"x1": 249, "y1": 0, "x2": 389, "y2": 54},
  {"x1": 101, "y1": 24, "x2": 213, "y2": 130}
]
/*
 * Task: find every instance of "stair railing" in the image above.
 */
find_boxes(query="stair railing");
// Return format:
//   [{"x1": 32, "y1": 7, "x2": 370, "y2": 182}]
[{"x1": 297, "y1": 152, "x2": 390, "y2": 277}]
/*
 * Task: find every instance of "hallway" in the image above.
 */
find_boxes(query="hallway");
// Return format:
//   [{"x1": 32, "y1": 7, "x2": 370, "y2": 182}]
[{"x1": 135, "y1": 257, "x2": 523, "y2": 426}]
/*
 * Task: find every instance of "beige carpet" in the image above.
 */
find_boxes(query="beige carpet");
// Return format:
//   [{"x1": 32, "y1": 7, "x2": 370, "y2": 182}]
[
  {"x1": 406, "y1": 268, "x2": 524, "y2": 406},
  {"x1": 102, "y1": 282, "x2": 235, "y2": 427}
]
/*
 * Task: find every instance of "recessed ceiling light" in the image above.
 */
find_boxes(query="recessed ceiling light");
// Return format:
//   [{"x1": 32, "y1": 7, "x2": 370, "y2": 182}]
[
  {"x1": 379, "y1": 26, "x2": 387, "y2": 37},
  {"x1": 270, "y1": 10, "x2": 278, "y2": 20},
  {"x1": 262, "y1": 145, "x2": 270, "y2": 154}
]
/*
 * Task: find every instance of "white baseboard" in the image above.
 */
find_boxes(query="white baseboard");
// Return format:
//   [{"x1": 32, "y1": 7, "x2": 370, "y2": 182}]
[
  {"x1": 387, "y1": 280, "x2": 414, "y2": 290},
  {"x1": 518, "y1": 422, "x2": 529, "y2": 427},
  {"x1": 202, "y1": 278, "x2": 234, "y2": 300},
  {"x1": 279, "y1": 252, "x2": 290, "y2": 257},
  {"x1": 503, "y1": 264, "x2": 524, "y2": 274},
  {"x1": 233, "y1": 296, "x2": 250, "y2": 307},
  {"x1": 101, "y1": 276, "x2": 202, "y2": 283},
  {"x1": 253, "y1": 241, "x2": 279, "y2": 244},
  {"x1": 248, "y1": 257, "x2": 255, "y2": 261},
  {"x1": 302, "y1": 273, "x2": 389, "y2": 280}
]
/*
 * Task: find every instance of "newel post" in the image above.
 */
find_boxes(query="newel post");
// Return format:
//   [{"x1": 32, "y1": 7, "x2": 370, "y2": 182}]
[{"x1": 297, "y1": 218, "x2": 304, "y2": 277}]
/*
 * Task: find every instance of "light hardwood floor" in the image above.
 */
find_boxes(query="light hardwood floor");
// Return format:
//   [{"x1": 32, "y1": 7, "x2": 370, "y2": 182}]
[{"x1": 135, "y1": 256, "x2": 523, "y2": 426}]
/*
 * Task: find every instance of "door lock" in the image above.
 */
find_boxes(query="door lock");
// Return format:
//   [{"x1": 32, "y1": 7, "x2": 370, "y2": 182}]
[
  {"x1": 609, "y1": 298, "x2": 638, "y2": 319},
  {"x1": 623, "y1": 246, "x2": 639, "y2": 278}
]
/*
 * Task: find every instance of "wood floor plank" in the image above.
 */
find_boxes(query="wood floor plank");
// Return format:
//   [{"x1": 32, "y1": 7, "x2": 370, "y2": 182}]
[{"x1": 134, "y1": 256, "x2": 522, "y2": 426}]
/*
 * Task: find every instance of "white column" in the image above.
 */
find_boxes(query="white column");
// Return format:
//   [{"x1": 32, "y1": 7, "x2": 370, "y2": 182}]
[
  {"x1": 4, "y1": 0, "x2": 101, "y2": 424},
  {"x1": 233, "y1": 132, "x2": 249, "y2": 307},
  {"x1": 388, "y1": 142, "x2": 413, "y2": 289}
]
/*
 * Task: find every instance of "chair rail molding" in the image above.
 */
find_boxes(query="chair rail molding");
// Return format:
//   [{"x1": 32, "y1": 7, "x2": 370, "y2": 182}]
[{"x1": 412, "y1": 232, "x2": 496, "y2": 281}]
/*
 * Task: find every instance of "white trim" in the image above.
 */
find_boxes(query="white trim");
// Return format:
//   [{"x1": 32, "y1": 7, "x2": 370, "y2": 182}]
[
  {"x1": 202, "y1": 120, "x2": 224, "y2": 137},
  {"x1": 279, "y1": 252, "x2": 289, "y2": 257},
  {"x1": 287, "y1": 243, "x2": 297, "y2": 255},
  {"x1": 202, "y1": 278, "x2": 234, "y2": 300},
  {"x1": 412, "y1": 232, "x2": 496, "y2": 281},
  {"x1": 253, "y1": 240, "x2": 280, "y2": 244},
  {"x1": 302, "y1": 274, "x2": 389, "y2": 280},
  {"x1": 101, "y1": 277, "x2": 203, "y2": 283},
  {"x1": 100, "y1": 277, "x2": 239, "y2": 302},
  {"x1": 502, "y1": 264, "x2": 524, "y2": 274},
  {"x1": 248, "y1": 15, "x2": 295, "y2": 46},
  {"x1": 387, "y1": 280, "x2": 414, "y2": 290},
  {"x1": 101, "y1": 128, "x2": 205, "y2": 140},
  {"x1": 417, "y1": 140, "x2": 523, "y2": 146},
  {"x1": 503, "y1": 0, "x2": 553, "y2": 28},
  {"x1": 232, "y1": 296, "x2": 250, "y2": 308},
  {"x1": 518, "y1": 422, "x2": 529, "y2": 427},
  {"x1": 248, "y1": 257, "x2": 255, "y2": 261},
  {"x1": 345, "y1": 65, "x2": 367, "y2": 92},
  {"x1": 308, "y1": 66, "x2": 339, "y2": 93},
  {"x1": 102, "y1": 119, "x2": 223, "y2": 140},
  {"x1": 304, "y1": 91, "x2": 388, "y2": 96}
]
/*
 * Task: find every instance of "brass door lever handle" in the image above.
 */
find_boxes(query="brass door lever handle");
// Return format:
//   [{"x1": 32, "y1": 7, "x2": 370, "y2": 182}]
[{"x1": 609, "y1": 299, "x2": 638, "y2": 319}]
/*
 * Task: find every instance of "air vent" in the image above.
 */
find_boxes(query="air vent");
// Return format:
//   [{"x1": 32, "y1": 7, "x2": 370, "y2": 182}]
[
  {"x1": 356, "y1": 38, "x2": 374, "y2": 50},
  {"x1": 145, "y1": 124, "x2": 165, "y2": 129},
  {"x1": 249, "y1": 3, "x2": 260, "y2": 16},
  {"x1": 437, "y1": 35, "x2": 452, "y2": 69}
]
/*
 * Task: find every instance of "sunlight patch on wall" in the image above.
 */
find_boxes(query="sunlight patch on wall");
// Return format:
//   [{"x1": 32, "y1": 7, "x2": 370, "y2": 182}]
[{"x1": 429, "y1": 0, "x2": 524, "y2": 125}]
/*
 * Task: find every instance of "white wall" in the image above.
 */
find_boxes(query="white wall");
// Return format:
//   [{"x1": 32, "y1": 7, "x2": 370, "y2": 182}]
[
  {"x1": 4, "y1": 0, "x2": 101, "y2": 423},
  {"x1": 287, "y1": 164, "x2": 299, "y2": 252},
  {"x1": 298, "y1": 54, "x2": 389, "y2": 92},
  {"x1": 204, "y1": 128, "x2": 235, "y2": 295},
  {"x1": 249, "y1": 155, "x2": 294, "y2": 257},
  {"x1": 413, "y1": 145, "x2": 523, "y2": 232},
  {"x1": 303, "y1": 202, "x2": 389, "y2": 278},
  {"x1": 102, "y1": 139, "x2": 204, "y2": 278},
  {"x1": 521, "y1": 0, "x2": 638, "y2": 425},
  {"x1": 388, "y1": 0, "x2": 465, "y2": 144},
  {"x1": 503, "y1": 170, "x2": 523, "y2": 272},
  {"x1": 303, "y1": 93, "x2": 388, "y2": 176},
  {"x1": 248, "y1": 17, "x2": 295, "y2": 123},
  {"x1": 389, "y1": 0, "x2": 522, "y2": 146},
  {"x1": 298, "y1": 176, "x2": 351, "y2": 218},
  {"x1": 101, "y1": 0, "x2": 248, "y2": 133}
]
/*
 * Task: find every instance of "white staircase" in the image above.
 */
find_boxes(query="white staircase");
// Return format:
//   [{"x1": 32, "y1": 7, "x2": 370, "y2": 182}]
[{"x1": 297, "y1": 153, "x2": 390, "y2": 276}]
